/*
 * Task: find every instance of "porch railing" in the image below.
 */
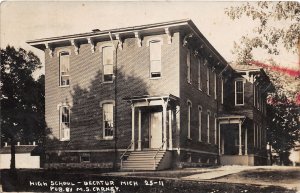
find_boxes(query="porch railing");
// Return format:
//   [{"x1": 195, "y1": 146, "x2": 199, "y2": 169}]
[
  {"x1": 120, "y1": 141, "x2": 133, "y2": 169},
  {"x1": 153, "y1": 140, "x2": 166, "y2": 170}
]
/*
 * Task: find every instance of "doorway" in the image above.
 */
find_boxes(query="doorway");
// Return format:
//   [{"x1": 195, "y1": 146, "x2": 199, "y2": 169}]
[{"x1": 149, "y1": 111, "x2": 163, "y2": 148}]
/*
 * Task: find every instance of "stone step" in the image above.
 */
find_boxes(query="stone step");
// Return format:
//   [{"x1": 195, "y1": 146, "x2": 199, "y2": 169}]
[{"x1": 120, "y1": 150, "x2": 166, "y2": 171}]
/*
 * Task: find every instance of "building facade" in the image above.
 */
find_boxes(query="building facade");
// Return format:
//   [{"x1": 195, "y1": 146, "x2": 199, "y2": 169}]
[{"x1": 27, "y1": 19, "x2": 272, "y2": 170}]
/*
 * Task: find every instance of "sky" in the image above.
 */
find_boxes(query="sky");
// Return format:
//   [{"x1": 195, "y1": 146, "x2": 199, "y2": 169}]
[{"x1": 1, "y1": 1, "x2": 298, "y2": 78}]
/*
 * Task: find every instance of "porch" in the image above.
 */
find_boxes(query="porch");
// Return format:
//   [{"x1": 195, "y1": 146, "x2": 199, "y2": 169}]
[
  {"x1": 219, "y1": 115, "x2": 252, "y2": 165},
  {"x1": 121, "y1": 94, "x2": 180, "y2": 170}
]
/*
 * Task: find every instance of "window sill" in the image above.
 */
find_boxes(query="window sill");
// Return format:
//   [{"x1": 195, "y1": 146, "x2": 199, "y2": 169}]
[
  {"x1": 103, "y1": 136, "x2": 114, "y2": 140},
  {"x1": 235, "y1": 104, "x2": 244, "y2": 106},
  {"x1": 102, "y1": 81, "x2": 114, "y2": 84},
  {"x1": 60, "y1": 138, "x2": 70, "y2": 141},
  {"x1": 150, "y1": 77, "x2": 162, "y2": 80},
  {"x1": 59, "y1": 85, "x2": 70, "y2": 88}
]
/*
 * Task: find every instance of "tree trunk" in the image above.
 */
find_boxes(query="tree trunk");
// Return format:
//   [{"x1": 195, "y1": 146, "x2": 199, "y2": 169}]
[{"x1": 10, "y1": 139, "x2": 16, "y2": 170}]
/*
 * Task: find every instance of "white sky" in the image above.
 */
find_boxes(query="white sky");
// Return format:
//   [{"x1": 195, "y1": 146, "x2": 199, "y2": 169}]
[{"x1": 1, "y1": 1, "x2": 298, "y2": 77}]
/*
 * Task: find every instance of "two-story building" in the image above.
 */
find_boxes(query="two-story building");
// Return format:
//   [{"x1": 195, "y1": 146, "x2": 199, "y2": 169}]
[{"x1": 27, "y1": 19, "x2": 272, "y2": 170}]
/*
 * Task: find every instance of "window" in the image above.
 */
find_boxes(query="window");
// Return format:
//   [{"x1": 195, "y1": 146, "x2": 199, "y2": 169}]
[
  {"x1": 198, "y1": 106, "x2": 202, "y2": 141},
  {"x1": 103, "y1": 103, "x2": 114, "y2": 139},
  {"x1": 198, "y1": 59, "x2": 202, "y2": 90},
  {"x1": 207, "y1": 111, "x2": 210, "y2": 143},
  {"x1": 149, "y1": 40, "x2": 162, "y2": 78},
  {"x1": 80, "y1": 153, "x2": 90, "y2": 163},
  {"x1": 187, "y1": 153, "x2": 192, "y2": 163},
  {"x1": 253, "y1": 84, "x2": 256, "y2": 107},
  {"x1": 221, "y1": 77, "x2": 224, "y2": 104},
  {"x1": 187, "y1": 101, "x2": 192, "y2": 139},
  {"x1": 60, "y1": 106, "x2": 70, "y2": 141},
  {"x1": 59, "y1": 52, "x2": 70, "y2": 86},
  {"x1": 259, "y1": 125, "x2": 262, "y2": 148},
  {"x1": 187, "y1": 50, "x2": 191, "y2": 83},
  {"x1": 256, "y1": 85, "x2": 260, "y2": 109},
  {"x1": 235, "y1": 80, "x2": 244, "y2": 105},
  {"x1": 214, "y1": 72, "x2": 217, "y2": 99},
  {"x1": 254, "y1": 123, "x2": 256, "y2": 147},
  {"x1": 206, "y1": 67, "x2": 210, "y2": 95},
  {"x1": 102, "y1": 46, "x2": 114, "y2": 82},
  {"x1": 214, "y1": 114, "x2": 217, "y2": 144}
]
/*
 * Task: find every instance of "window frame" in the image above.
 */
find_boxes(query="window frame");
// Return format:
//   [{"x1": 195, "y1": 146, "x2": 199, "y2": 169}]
[
  {"x1": 235, "y1": 79, "x2": 245, "y2": 106},
  {"x1": 206, "y1": 67, "x2": 210, "y2": 95},
  {"x1": 149, "y1": 40, "x2": 162, "y2": 79},
  {"x1": 198, "y1": 59, "x2": 202, "y2": 90},
  {"x1": 214, "y1": 114, "x2": 217, "y2": 144},
  {"x1": 207, "y1": 110, "x2": 210, "y2": 143},
  {"x1": 198, "y1": 106, "x2": 202, "y2": 142},
  {"x1": 221, "y1": 77, "x2": 224, "y2": 104},
  {"x1": 187, "y1": 100, "x2": 192, "y2": 139},
  {"x1": 102, "y1": 46, "x2": 114, "y2": 83},
  {"x1": 59, "y1": 51, "x2": 70, "y2": 87},
  {"x1": 59, "y1": 105, "x2": 70, "y2": 141},
  {"x1": 80, "y1": 153, "x2": 91, "y2": 163},
  {"x1": 102, "y1": 103, "x2": 114, "y2": 140},
  {"x1": 187, "y1": 50, "x2": 191, "y2": 84},
  {"x1": 214, "y1": 72, "x2": 217, "y2": 100}
]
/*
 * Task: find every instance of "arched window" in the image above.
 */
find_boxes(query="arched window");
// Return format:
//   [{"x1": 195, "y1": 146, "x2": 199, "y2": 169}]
[
  {"x1": 207, "y1": 110, "x2": 211, "y2": 143},
  {"x1": 187, "y1": 100, "x2": 192, "y2": 139},
  {"x1": 206, "y1": 66, "x2": 210, "y2": 95},
  {"x1": 198, "y1": 106, "x2": 202, "y2": 141},
  {"x1": 59, "y1": 105, "x2": 70, "y2": 141}
]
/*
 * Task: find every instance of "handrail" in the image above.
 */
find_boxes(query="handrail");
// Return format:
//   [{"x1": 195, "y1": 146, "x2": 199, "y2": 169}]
[
  {"x1": 153, "y1": 140, "x2": 166, "y2": 169},
  {"x1": 120, "y1": 141, "x2": 133, "y2": 169},
  {"x1": 120, "y1": 141, "x2": 133, "y2": 160}
]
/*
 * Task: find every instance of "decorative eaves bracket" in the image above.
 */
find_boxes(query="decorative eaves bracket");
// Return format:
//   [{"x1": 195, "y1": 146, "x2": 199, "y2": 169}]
[
  {"x1": 134, "y1": 31, "x2": 142, "y2": 47},
  {"x1": 165, "y1": 28, "x2": 172, "y2": 44},
  {"x1": 45, "y1": 43, "x2": 54, "y2": 58},
  {"x1": 115, "y1": 33, "x2": 123, "y2": 50},
  {"x1": 70, "y1": 39, "x2": 79, "y2": 55},
  {"x1": 87, "y1": 37, "x2": 95, "y2": 53},
  {"x1": 183, "y1": 33, "x2": 194, "y2": 47}
]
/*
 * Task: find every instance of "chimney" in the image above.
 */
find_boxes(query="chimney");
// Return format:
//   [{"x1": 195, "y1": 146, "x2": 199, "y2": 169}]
[{"x1": 92, "y1": 29, "x2": 101, "y2": 33}]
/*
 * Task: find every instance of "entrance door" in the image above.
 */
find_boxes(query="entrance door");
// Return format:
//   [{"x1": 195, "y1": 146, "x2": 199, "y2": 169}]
[{"x1": 150, "y1": 112, "x2": 163, "y2": 148}]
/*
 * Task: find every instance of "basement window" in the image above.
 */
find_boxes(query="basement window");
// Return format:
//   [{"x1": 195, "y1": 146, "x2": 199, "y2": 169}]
[{"x1": 80, "y1": 153, "x2": 90, "y2": 163}]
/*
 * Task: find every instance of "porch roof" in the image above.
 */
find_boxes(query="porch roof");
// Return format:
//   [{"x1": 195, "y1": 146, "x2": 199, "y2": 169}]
[
  {"x1": 218, "y1": 114, "x2": 248, "y2": 124},
  {"x1": 218, "y1": 114, "x2": 246, "y2": 120},
  {"x1": 123, "y1": 94, "x2": 180, "y2": 103}
]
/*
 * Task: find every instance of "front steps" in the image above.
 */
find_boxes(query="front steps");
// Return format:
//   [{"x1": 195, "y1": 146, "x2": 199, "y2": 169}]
[{"x1": 121, "y1": 150, "x2": 168, "y2": 171}]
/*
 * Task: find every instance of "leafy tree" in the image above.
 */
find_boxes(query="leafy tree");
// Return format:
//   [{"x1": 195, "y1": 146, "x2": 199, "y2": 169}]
[
  {"x1": 225, "y1": 1, "x2": 300, "y2": 64},
  {"x1": 225, "y1": 2, "x2": 300, "y2": 164},
  {"x1": 266, "y1": 89, "x2": 300, "y2": 165},
  {"x1": 1, "y1": 46, "x2": 45, "y2": 168}
]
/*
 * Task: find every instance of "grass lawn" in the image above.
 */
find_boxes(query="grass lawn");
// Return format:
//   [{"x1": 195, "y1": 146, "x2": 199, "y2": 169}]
[
  {"x1": 215, "y1": 167, "x2": 300, "y2": 190},
  {"x1": 0, "y1": 168, "x2": 296, "y2": 193}
]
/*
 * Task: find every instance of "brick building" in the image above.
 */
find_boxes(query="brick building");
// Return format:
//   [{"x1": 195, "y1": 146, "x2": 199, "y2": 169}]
[{"x1": 27, "y1": 19, "x2": 272, "y2": 170}]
